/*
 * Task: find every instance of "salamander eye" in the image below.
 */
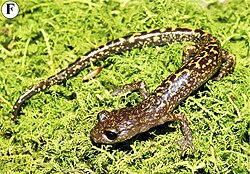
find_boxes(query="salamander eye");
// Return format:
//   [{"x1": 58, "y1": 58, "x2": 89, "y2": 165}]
[
  {"x1": 97, "y1": 110, "x2": 110, "y2": 122},
  {"x1": 104, "y1": 130, "x2": 118, "y2": 140}
]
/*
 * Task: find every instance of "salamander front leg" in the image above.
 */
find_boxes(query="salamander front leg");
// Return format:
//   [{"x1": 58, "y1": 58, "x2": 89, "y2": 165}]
[
  {"x1": 213, "y1": 50, "x2": 236, "y2": 80},
  {"x1": 173, "y1": 112, "x2": 195, "y2": 155},
  {"x1": 111, "y1": 81, "x2": 148, "y2": 100}
]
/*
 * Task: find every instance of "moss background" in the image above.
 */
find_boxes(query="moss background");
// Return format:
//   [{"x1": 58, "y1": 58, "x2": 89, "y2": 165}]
[{"x1": 0, "y1": 0, "x2": 249, "y2": 173}]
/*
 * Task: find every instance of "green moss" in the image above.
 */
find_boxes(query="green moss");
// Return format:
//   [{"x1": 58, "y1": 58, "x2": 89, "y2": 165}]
[{"x1": 0, "y1": 0, "x2": 249, "y2": 173}]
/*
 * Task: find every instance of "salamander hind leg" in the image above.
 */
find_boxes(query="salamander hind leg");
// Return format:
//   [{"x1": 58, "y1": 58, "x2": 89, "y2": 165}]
[
  {"x1": 213, "y1": 50, "x2": 236, "y2": 80},
  {"x1": 111, "y1": 80, "x2": 148, "y2": 100},
  {"x1": 173, "y1": 112, "x2": 195, "y2": 155},
  {"x1": 82, "y1": 67, "x2": 103, "y2": 81},
  {"x1": 182, "y1": 45, "x2": 200, "y2": 64}
]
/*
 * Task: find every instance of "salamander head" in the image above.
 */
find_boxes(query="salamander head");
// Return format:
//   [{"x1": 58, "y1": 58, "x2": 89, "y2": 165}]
[{"x1": 90, "y1": 109, "x2": 140, "y2": 144}]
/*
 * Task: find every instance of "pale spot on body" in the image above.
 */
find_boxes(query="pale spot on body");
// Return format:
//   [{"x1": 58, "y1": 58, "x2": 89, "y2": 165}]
[
  {"x1": 160, "y1": 28, "x2": 166, "y2": 32},
  {"x1": 153, "y1": 36, "x2": 160, "y2": 42},
  {"x1": 128, "y1": 36, "x2": 135, "y2": 43},
  {"x1": 119, "y1": 38, "x2": 126, "y2": 42}
]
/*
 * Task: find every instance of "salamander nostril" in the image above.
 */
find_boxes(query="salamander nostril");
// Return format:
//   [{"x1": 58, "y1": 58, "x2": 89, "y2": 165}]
[{"x1": 104, "y1": 130, "x2": 118, "y2": 140}]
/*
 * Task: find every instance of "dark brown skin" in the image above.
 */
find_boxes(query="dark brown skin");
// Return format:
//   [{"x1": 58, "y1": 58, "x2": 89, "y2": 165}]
[{"x1": 12, "y1": 28, "x2": 235, "y2": 154}]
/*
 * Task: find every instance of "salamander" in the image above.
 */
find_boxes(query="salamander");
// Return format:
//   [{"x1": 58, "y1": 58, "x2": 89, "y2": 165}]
[{"x1": 12, "y1": 27, "x2": 235, "y2": 153}]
